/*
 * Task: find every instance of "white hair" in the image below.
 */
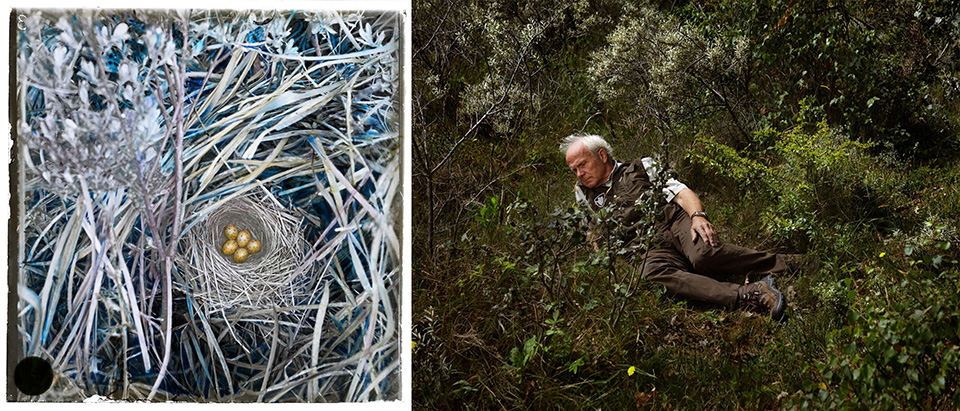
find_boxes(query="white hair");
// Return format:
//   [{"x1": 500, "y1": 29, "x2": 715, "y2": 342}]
[{"x1": 560, "y1": 134, "x2": 614, "y2": 164}]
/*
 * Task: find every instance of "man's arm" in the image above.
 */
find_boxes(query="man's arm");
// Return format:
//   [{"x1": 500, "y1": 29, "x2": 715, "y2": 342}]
[
  {"x1": 640, "y1": 157, "x2": 717, "y2": 246},
  {"x1": 672, "y1": 188, "x2": 719, "y2": 247}
]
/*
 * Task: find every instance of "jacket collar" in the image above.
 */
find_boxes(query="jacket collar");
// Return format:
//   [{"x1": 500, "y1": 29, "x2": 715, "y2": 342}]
[{"x1": 597, "y1": 161, "x2": 623, "y2": 189}]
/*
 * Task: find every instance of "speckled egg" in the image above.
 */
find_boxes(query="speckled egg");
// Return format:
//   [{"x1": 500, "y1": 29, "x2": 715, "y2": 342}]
[
  {"x1": 236, "y1": 230, "x2": 251, "y2": 247},
  {"x1": 233, "y1": 247, "x2": 249, "y2": 263},
  {"x1": 246, "y1": 239, "x2": 261, "y2": 254},
  {"x1": 222, "y1": 239, "x2": 238, "y2": 255},
  {"x1": 224, "y1": 224, "x2": 239, "y2": 240}
]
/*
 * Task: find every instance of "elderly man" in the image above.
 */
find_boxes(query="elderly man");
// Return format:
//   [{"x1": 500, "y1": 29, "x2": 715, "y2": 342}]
[{"x1": 562, "y1": 134, "x2": 792, "y2": 320}]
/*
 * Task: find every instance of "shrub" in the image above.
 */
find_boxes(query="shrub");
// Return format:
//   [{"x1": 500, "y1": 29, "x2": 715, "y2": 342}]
[
  {"x1": 794, "y1": 240, "x2": 960, "y2": 409},
  {"x1": 689, "y1": 105, "x2": 910, "y2": 255}
]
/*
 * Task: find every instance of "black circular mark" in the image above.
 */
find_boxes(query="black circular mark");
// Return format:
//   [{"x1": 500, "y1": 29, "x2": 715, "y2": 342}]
[{"x1": 14, "y1": 356, "x2": 54, "y2": 396}]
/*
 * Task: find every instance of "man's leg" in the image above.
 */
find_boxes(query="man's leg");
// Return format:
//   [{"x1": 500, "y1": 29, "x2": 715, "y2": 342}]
[
  {"x1": 667, "y1": 209, "x2": 789, "y2": 278},
  {"x1": 639, "y1": 247, "x2": 740, "y2": 307},
  {"x1": 641, "y1": 247, "x2": 786, "y2": 319}
]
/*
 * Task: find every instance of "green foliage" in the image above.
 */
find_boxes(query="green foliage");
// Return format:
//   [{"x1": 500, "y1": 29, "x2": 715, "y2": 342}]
[
  {"x1": 588, "y1": 3, "x2": 752, "y2": 141},
  {"x1": 586, "y1": 0, "x2": 960, "y2": 154},
  {"x1": 681, "y1": 0, "x2": 960, "y2": 155},
  {"x1": 795, "y1": 240, "x2": 960, "y2": 409},
  {"x1": 414, "y1": 0, "x2": 960, "y2": 409},
  {"x1": 507, "y1": 335, "x2": 541, "y2": 373},
  {"x1": 473, "y1": 195, "x2": 501, "y2": 230},
  {"x1": 689, "y1": 134, "x2": 771, "y2": 191},
  {"x1": 690, "y1": 104, "x2": 909, "y2": 254}
]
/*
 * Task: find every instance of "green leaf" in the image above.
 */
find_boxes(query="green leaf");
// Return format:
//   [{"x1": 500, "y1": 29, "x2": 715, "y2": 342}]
[
  {"x1": 847, "y1": 310, "x2": 861, "y2": 323},
  {"x1": 522, "y1": 336, "x2": 539, "y2": 365},
  {"x1": 907, "y1": 369, "x2": 919, "y2": 382},
  {"x1": 509, "y1": 347, "x2": 521, "y2": 366},
  {"x1": 910, "y1": 309, "x2": 924, "y2": 321},
  {"x1": 844, "y1": 343, "x2": 857, "y2": 355},
  {"x1": 567, "y1": 357, "x2": 585, "y2": 374}
]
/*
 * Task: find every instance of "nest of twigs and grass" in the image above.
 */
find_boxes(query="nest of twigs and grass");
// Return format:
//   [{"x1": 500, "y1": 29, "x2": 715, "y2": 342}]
[{"x1": 180, "y1": 195, "x2": 306, "y2": 311}]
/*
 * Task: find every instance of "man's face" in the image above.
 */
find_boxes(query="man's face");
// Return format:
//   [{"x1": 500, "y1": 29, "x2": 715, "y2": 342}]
[{"x1": 565, "y1": 141, "x2": 613, "y2": 189}]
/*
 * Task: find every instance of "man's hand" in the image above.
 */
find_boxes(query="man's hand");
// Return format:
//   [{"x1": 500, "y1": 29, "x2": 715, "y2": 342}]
[
  {"x1": 690, "y1": 217, "x2": 718, "y2": 247},
  {"x1": 673, "y1": 188, "x2": 719, "y2": 247},
  {"x1": 587, "y1": 231, "x2": 600, "y2": 251}
]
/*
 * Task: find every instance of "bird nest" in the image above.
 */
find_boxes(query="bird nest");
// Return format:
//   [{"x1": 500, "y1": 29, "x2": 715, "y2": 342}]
[{"x1": 180, "y1": 195, "x2": 306, "y2": 311}]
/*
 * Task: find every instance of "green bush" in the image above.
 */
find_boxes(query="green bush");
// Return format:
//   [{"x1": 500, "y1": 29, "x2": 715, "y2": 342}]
[
  {"x1": 681, "y1": 0, "x2": 960, "y2": 157},
  {"x1": 689, "y1": 105, "x2": 910, "y2": 255},
  {"x1": 795, "y1": 241, "x2": 960, "y2": 409}
]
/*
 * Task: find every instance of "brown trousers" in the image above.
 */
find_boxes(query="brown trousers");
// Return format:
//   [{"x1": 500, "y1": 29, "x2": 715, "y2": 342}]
[{"x1": 639, "y1": 203, "x2": 788, "y2": 307}]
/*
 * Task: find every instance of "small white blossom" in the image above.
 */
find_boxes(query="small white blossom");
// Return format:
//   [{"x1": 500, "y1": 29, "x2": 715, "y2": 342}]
[
  {"x1": 159, "y1": 41, "x2": 177, "y2": 66},
  {"x1": 62, "y1": 118, "x2": 78, "y2": 144},
  {"x1": 122, "y1": 85, "x2": 136, "y2": 102},
  {"x1": 118, "y1": 62, "x2": 137, "y2": 85},
  {"x1": 111, "y1": 23, "x2": 130, "y2": 44},
  {"x1": 53, "y1": 46, "x2": 69, "y2": 69},
  {"x1": 80, "y1": 60, "x2": 98, "y2": 83},
  {"x1": 145, "y1": 27, "x2": 163, "y2": 52},
  {"x1": 78, "y1": 81, "x2": 90, "y2": 107}
]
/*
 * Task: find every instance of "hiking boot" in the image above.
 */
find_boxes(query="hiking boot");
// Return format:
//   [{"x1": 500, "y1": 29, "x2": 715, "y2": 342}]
[{"x1": 737, "y1": 275, "x2": 786, "y2": 321}]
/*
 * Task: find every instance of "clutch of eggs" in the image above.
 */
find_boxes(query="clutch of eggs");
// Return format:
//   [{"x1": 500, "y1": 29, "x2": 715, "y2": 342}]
[{"x1": 220, "y1": 224, "x2": 261, "y2": 263}]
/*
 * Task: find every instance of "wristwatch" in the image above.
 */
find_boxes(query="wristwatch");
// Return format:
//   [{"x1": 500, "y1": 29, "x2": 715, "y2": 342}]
[{"x1": 691, "y1": 211, "x2": 708, "y2": 220}]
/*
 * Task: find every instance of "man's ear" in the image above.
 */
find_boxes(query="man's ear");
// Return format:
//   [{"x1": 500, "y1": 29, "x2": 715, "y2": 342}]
[{"x1": 597, "y1": 148, "x2": 608, "y2": 163}]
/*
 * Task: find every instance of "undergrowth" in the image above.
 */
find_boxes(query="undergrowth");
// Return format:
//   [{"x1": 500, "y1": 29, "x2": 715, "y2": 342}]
[
  {"x1": 413, "y1": 0, "x2": 960, "y2": 408},
  {"x1": 414, "y1": 108, "x2": 960, "y2": 409}
]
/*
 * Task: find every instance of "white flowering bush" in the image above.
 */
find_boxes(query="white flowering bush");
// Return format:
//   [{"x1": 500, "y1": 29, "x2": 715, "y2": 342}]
[
  {"x1": 587, "y1": 6, "x2": 751, "y2": 138},
  {"x1": 19, "y1": 12, "x2": 172, "y2": 193}
]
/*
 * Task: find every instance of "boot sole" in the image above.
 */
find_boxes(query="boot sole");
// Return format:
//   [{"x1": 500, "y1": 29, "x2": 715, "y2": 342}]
[{"x1": 761, "y1": 275, "x2": 786, "y2": 321}]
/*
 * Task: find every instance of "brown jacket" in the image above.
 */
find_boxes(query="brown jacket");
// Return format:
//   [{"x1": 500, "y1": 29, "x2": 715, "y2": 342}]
[{"x1": 576, "y1": 160, "x2": 682, "y2": 251}]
